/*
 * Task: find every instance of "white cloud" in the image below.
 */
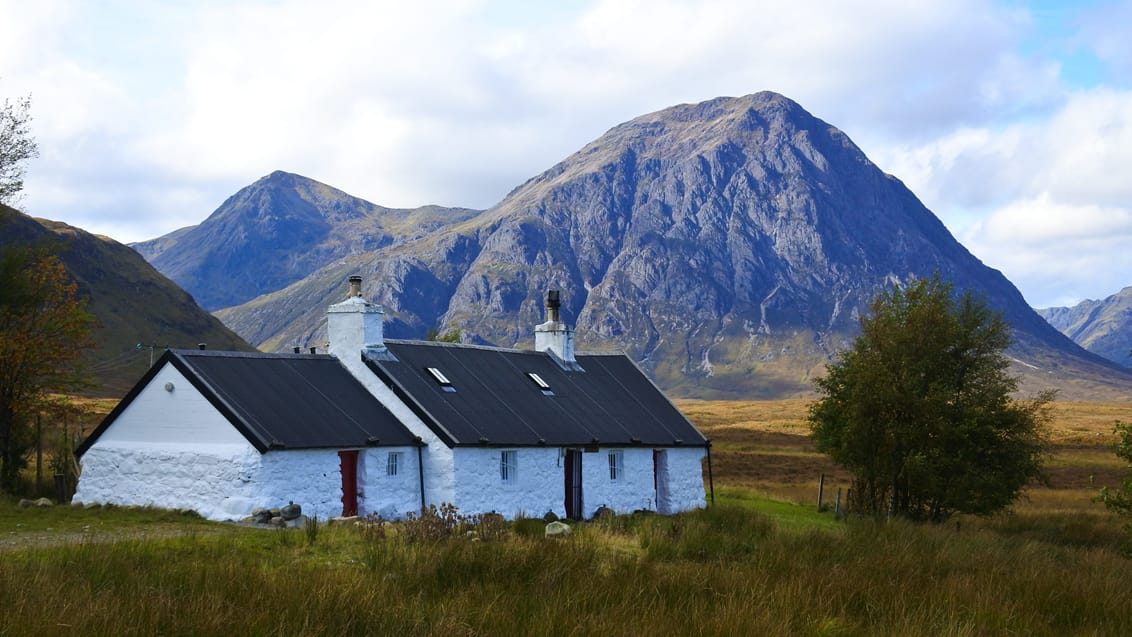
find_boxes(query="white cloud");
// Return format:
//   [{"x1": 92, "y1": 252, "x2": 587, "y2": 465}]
[
  {"x1": 873, "y1": 87, "x2": 1132, "y2": 306},
  {"x1": 4, "y1": 0, "x2": 1131, "y2": 309},
  {"x1": 962, "y1": 193, "x2": 1132, "y2": 307}
]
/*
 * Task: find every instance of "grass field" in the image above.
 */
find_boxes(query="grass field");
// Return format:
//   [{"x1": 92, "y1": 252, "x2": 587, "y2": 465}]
[
  {"x1": 1, "y1": 399, "x2": 1130, "y2": 636},
  {"x1": 678, "y1": 399, "x2": 1132, "y2": 513}
]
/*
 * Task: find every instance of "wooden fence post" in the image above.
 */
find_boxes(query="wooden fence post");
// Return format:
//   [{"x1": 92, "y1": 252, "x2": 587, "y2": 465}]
[{"x1": 817, "y1": 473, "x2": 825, "y2": 511}]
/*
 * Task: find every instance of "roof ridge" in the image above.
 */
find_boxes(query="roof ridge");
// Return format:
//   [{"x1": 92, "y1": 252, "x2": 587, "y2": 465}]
[{"x1": 171, "y1": 349, "x2": 331, "y2": 360}]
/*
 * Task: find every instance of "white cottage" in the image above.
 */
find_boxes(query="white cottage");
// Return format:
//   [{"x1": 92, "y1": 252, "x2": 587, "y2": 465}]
[{"x1": 75, "y1": 278, "x2": 711, "y2": 521}]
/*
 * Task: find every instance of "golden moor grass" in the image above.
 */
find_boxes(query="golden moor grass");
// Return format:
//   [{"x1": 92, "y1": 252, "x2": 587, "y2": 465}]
[{"x1": 2, "y1": 399, "x2": 1130, "y2": 635}]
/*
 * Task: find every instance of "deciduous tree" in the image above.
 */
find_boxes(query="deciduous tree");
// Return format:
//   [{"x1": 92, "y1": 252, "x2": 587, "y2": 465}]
[
  {"x1": 1099, "y1": 420, "x2": 1132, "y2": 555},
  {"x1": 0, "y1": 245, "x2": 94, "y2": 492},
  {"x1": 0, "y1": 91, "x2": 38, "y2": 205},
  {"x1": 809, "y1": 275, "x2": 1052, "y2": 522}
]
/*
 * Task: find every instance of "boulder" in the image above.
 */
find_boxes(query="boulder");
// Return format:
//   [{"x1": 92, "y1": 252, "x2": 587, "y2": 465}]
[
  {"x1": 18, "y1": 499, "x2": 32, "y2": 509},
  {"x1": 34, "y1": 497, "x2": 53, "y2": 508},
  {"x1": 545, "y1": 521, "x2": 572, "y2": 537},
  {"x1": 542, "y1": 510, "x2": 559, "y2": 523},
  {"x1": 280, "y1": 501, "x2": 302, "y2": 521},
  {"x1": 593, "y1": 505, "x2": 614, "y2": 519},
  {"x1": 250, "y1": 508, "x2": 272, "y2": 524}
]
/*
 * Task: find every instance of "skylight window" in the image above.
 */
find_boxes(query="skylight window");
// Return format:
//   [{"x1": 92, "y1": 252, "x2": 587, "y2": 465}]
[
  {"x1": 527, "y1": 372, "x2": 554, "y2": 395},
  {"x1": 427, "y1": 367, "x2": 456, "y2": 392}
]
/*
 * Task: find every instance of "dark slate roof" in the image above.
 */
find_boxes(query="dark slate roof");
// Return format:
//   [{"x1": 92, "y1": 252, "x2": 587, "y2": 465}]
[
  {"x1": 364, "y1": 340, "x2": 708, "y2": 448},
  {"x1": 77, "y1": 350, "x2": 421, "y2": 456}
]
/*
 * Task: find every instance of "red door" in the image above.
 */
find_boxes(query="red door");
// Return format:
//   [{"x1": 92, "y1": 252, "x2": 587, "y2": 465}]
[{"x1": 339, "y1": 450, "x2": 359, "y2": 517}]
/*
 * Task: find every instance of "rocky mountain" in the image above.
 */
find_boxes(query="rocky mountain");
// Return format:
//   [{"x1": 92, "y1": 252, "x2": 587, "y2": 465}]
[
  {"x1": 149, "y1": 92, "x2": 1130, "y2": 400},
  {"x1": 132, "y1": 170, "x2": 482, "y2": 311},
  {"x1": 1039, "y1": 288, "x2": 1132, "y2": 369},
  {"x1": 0, "y1": 204, "x2": 254, "y2": 396}
]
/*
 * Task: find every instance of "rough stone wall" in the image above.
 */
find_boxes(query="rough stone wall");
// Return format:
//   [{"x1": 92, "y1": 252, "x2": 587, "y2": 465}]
[
  {"x1": 447, "y1": 446, "x2": 705, "y2": 519},
  {"x1": 359, "y1": 447, "x2": 423, "y2": 519},
  {"x1": 254, "y1": 449, "x2": 345, "y2": 520},
  {"x1": 452, "y1": 447, "x2": 563, "y2": 519},
  {"x1": 662, "y1": 447, "x2": 709, "y2": 513},
  {"x1": 581, "y1": 448, "x2": 659, "y2": 516},
  {"x1": 74, "y1": 363, "x2": 264, "y2": 520},
  {"x1": 73, "y1": 441, "x2": 262, "y2": 520}
]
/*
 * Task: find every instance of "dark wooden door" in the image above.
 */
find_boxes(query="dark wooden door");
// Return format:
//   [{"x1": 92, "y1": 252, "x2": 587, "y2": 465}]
[
  {"x1": 653, "y1": 449, "x2": 670, "y2": 514},
  {"x1": 339, "y1": 450, "x2": 359, "y2": 517},
  {"x1": 564, "y1": 449, "x2": 582, "y2": 520}
]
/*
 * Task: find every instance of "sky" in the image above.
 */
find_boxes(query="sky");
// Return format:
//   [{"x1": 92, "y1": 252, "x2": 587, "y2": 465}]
[{"x1": 1, "y1": 0, "x2": 1130, "y2": 310}]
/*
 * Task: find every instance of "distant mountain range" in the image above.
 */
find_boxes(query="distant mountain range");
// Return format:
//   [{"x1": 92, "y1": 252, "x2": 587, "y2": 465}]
[
  {"x1": 133, "y1": 171, "x2": 481, "y2": 311},
  {"x1": 1039, "y1": 289, "x2": 1132, "y2": 370},
  {"x1": 0, "y1": 204, "x2": 253, "y2": 396},
  {"x1": 134, "y1": 92, "x2": 1132, "y2": 400}
]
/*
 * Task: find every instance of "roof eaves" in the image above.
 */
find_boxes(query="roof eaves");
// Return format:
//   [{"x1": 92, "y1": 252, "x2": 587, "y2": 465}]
[{"x1": 588, "y1": 354, "x2": 709, "y2": 446}]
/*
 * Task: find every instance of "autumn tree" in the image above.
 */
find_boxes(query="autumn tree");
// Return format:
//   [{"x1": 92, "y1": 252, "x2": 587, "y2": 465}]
[
  {"x1": 809, "y1": 275, "x2": 1052, "y2": 522},
  {"x1": 0, "y1": 91, "x2": 38, "y2": 205},
  {"x1": 0, "y1": 245, "x2": 94, "y2": 493}
]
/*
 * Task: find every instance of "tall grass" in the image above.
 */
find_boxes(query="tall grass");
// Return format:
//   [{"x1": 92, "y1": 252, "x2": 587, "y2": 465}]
[{"x1": 2, "y1": 503, "x2": 1130, "y2": 636}]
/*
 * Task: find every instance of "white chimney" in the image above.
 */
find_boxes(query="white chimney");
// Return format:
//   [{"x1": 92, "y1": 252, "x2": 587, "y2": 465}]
[
  {"x1": 327, "y1": 275, "x2": 384, "y2": 359},
  {"x1": 534, "y1": 290, "x2": 575, "y2": 363}
]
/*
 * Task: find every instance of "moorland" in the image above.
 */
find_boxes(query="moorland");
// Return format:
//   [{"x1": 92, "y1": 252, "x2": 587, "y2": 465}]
[{"x1": 2, "y1": 399, "x2": 1131, "y2": 636}]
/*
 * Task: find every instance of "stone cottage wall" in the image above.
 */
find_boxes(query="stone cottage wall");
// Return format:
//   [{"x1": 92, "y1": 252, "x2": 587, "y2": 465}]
[
  {"x1": 662, "y1": 447, "x2": 709, "y2": 514},
  {"x1": 451, "y1": 447, "x2": 562, "y2": 519},
  {"x1": 359, "y1": 447, "x2": 423, "y2": 519}
]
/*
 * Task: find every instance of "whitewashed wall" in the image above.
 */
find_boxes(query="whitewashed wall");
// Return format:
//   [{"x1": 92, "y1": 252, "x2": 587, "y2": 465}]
[
  {"x1": 661, "y1": 447, "x2": 708, "y2": 514},
  {"x1": 579, "y1": 448, "x2": 658, "y2": 517},
  {"x1": 74, "y1": 364, "x2": 263, "y2": 520},
  {"x1": 74, "y1": 362, "x2": 428, "y2": 521},
  {"x1": 74, "y1": 441, "x2": 261, "y2": 520},
  {"x1": 254, "y1": 449, "x2": 343, "y2": 520},
  {"x1": 446, "y1": 446, "x2": 706, "y2": 520},
  {"x1": 451, "y1": 447, "x2": 562, "y2": 519},
  {"x1": 95, "y1": 365, "x2": 249, "y2": 446},
  {"x1": 331, "y1": 349, "x2": 456, "y2": 507},
  {"x1": 358, "y1": 447, "x2": 422, "y2": 519}
]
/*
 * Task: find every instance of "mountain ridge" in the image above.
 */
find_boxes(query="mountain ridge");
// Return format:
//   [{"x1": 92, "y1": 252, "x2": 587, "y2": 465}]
[
  {"x1": 133, "y1": 170, "x2": 483, "y2": 311},
  {"x1": 1039, "y1": 287, "x2": 1132, "y2": 369},
  {"x1": 147, "y1": 92, "x2": 1132, "y2": 400},
  {"x1": 0, "y1": 204, "x2": 255, "y2": 396}
]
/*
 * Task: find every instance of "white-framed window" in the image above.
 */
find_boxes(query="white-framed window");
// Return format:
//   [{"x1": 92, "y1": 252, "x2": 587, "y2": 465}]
[
  {"x1": 500, "y1": 450, "x2": 518, "y2": 483},
  {"x1": 386, "y1": 451, "x2": 402, "y2": 476},
  {"x1": 608, "y1": 450, "x2": 623, "y2": 481}
]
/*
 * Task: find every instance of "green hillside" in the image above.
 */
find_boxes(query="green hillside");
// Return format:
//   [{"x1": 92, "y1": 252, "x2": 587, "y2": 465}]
[{"x1": 1, "y1": 205, "x2": 255, "y2": 396}]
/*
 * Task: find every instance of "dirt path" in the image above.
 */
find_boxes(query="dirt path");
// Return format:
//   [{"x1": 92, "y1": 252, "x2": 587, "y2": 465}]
[{"x1": 0, "y1": 524, "x2": 220, "y2": 553}]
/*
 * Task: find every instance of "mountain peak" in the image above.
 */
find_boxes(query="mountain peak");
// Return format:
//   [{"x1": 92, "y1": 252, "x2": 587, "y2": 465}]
[{"x1": 142, "y1": 93, "x2": 1132, "y2": 399}]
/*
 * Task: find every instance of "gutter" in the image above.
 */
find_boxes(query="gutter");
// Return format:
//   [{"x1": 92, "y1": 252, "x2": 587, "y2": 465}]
[
  {"x1": 416, "y1": 438, "x2": 426, "y2": 513},
  {"x1": 706, "y1": 440, "x2": 715, "y2": 506}
]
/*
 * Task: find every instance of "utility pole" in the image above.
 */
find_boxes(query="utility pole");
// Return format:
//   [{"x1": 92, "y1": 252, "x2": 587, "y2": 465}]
[{"x1": 136, "y1": 343, "x2": 156, "y2": 367}]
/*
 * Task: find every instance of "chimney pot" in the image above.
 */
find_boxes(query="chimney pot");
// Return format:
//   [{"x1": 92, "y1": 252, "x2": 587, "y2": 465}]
[
  {"x1": 197, "y1": 343, "x2": 207, "y2": 350},
  {"x1": 546, "y1": 289, "x2": 561, "y2": 322},
  {"x1": 309, "y1": 346, "x2": 317, "y2": 355},
  {"x1": 293, "y1": 346, "x2": 301, "y2": 354},
  {"x1": 348, "y1": 275, "x2": 363, "y2": 298},
  {"x1": 534, "y1": 289, "x2": 575, "y2": 365}
]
